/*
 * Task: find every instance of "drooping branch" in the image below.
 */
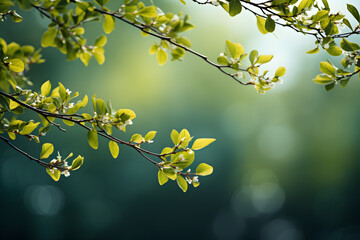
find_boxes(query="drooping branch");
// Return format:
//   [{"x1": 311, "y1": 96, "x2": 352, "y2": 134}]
[{"x1": 0, "y1": 134, "x2": 52, "y2": 169}]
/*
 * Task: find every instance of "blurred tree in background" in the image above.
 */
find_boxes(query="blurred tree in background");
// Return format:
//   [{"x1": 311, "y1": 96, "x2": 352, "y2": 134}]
[{"x1": 1, "y1": 0, "x2": 360, "y2": 239}]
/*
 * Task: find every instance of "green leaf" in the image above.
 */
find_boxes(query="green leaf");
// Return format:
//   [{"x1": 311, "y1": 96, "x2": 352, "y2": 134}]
[
  {"x1": 313, "y1": 74, "x2": 333, "y2": 84},
  {"x1": 196, "y1": 163, "x2": 213, "y2": 176},
  {"x1": 178, "y1": 129, "x2": 191, "y2": 148},
  {"x1": 256, "y1": 16, "x2": 268, "y2": 34},
  {"x1": 46, "y1": 168, "x2": 61, "y2": 181},
  {"x1": 96, "y1": 98, "x2": 107, "y2": 114},
  {"x1": 163, "y1": 167, "x2": 177, "y2": 180},
  {"x1": 217, "y1": 56, "x2": 228, "y2": 65},
  {"x1": 109, "y1": 141, "x2": 119, "y2": 158},
  {"x1": 158, "y1": 170, "x2": 169, "y2": 185},
  {"x1": 306, "y1": 47, "x2": 319, "y2": 54},
  {"x1": 157, "y1": 48, "x2": 167, "y2": 65},
  {"x1": 171, "y1": 129, "x2": 179, "y2": 145},
  {"x1": 249, "y1": 50, "x2": 258, "y2": 65},
  {"x1": 340, "y1": 38, "x2": 360, "y2": 52},
  {"x1": 320, "y1": 62, "x2": 336, "y2": 75},
  {"x1": 130, "y1": 133, "x2": 144, "y2": 144},
  {"x1": 234, "y1": 43, "x2": 244, "y2": 59},
  {"x1": 71, "y1": 155, "x2": 84, "y2": 171},
  {"x1": 326, "y1": 43, "x2": 342, "y2": 56},
  {"x1": 8, "y1": 59, "x2": 24, "y2": 72},
  {"x1": 176, "y1": 175, "x2": 188, "y2": 192},
  {"x1": 312, "y1": 10, "x2": 329, "y2": 22},
  {"x1": 255, "y1": 55, "x2": 273, "y2": 64},
  {"x1": 275, "y1": 66, "x2": 286, "y2": 78},
  {"x1": 229, "y1": 0, "x2": 242, "y2": 17},
  {"x1": 41, "y1": 28, "x2": 57, "y2": 47},
  {"x1": 80, "y1": 51, "x2": 92, "y2": 66},
  {"x1": 265, "y1": 16, "x2": 275, "y2": 32},
  {"x1": 87, "y1": 128, "x2": 98, "y2": 149},
  {"x1": 95, "y1": 35, "x2": 107, "y2": 47},
  {"x1": 20, "y1": 122, "x2": 40, "y2": 135},
  {"x1": 103, "y1": 15, "x2": 115, "y2": 34},
  {"x1": 192, "y1": 138, "x2": 216, "y2": 150},
  {"x1": 347, "y1": 4, "x2": 360, "y2": 23},
  {"x1": 40, "y1": 143, "x2": 54, "y2": 159},
  {"x1": 41, "y1": 80, "x2": 51, "y2": 97},
  {"x1": 137, "y1": 6, "x2": 157, "y2": 18},
  {"x1": 225, "y1": 40, "x2": 236, "y2": 58},
  {"x1": 144, "y1": 131, "x2": 157, "y2": 141}
]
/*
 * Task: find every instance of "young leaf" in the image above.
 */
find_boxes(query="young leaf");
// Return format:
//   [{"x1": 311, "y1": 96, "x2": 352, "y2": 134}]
[
  {"x1": 157, "y1": 48, "x2": 167, "y2": 65},
  {"x1": 41, "y1": 80, "x2": 51, "y2": 97},
  {"x1": 163, "y1": 167, "x2": 177, "y2": 180},
  {"x1": 256, "y1": 16, "x2": 268, "y2": 34},
  {"x1": 46, "y1": 168, "x2": 61, "y2": 181},
  {"x1": 144, "y1": 131, "x2": 157, "y2": 141},
  {"x1": 225, "y1": 40, "x2": 236, "y2": 58},
  {"x1": 196, "y1": 163, "x2": 213, "y2": 176},
  {"x1": 176, "y1": 175, "x2": 188, "y2": 192},
  {"x1": 8, "y1": 59, "x2": 24, "y2": 72},
  {"x1": 40, "y1": 143, "x2": 54, "y2": 159},
  {"x1": 313, "y1": 74, "x2": 333, "y2": 84},
  {"x1": 192, "y1": 138, "x2": 216, "y2": 150},
  {"x1": 158, "y1": 170, "x2": 169, "y2": 185},
  {"x1": 41, "y1": 28, "x2": 57, "y2": 47},
  {"x1": 320, "y1": 62, "x2": 335, "y2": 75},
  {"x1": 306, "y1": 47, "x2": 319, "y2": 54},
  {"x1": 103, "y1": 15, "x2": 115, "y2": 34},
  {"x1": 171, "y1": 129, "x2": 179, "y2": 145},
  {"x1": 71, "y1": 155, "x2": 84, "y2": 170},
  {"x1": 87, "y1": 128, "x2": 98, "y2": 149},
  {"x1": 109, "y1": 140, "x2": 119, "y2": 158},
  {"x1": 130, "y1": 134, "x2": 144, "y2": 144},
  {"x1": 275, "y1": 66, "x2": 286, "y2": 78},
  {"x1": 255, "y1": 55, "x2": 273, "y2": 64},
  {"x1": 137, "y1": 6, "x2": 157, "y2": 18}
]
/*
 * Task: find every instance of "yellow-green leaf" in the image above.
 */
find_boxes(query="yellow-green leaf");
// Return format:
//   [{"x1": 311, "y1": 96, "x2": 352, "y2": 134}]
[
  {"x1": 137, "y1": 6, "x2": 157, "y2": 18},
  {"x1": 20, "y1": 122, "x2": 40, "y2": 135},
  {"x1": 41, "y1": 28, "x2": 57, "y2": 47},
  {"x1": 41, "y1": 80, "x2": 51, "y2": 97},
  {"x1": 196, "y1": 163, "x2": 213, "y2": 176},
  {"x1": 192, "y1": 138, "x2": 216, "y2": 150},
  {"x1": 320, "y1": 62, "x2": 336, "y2": 75},
  {"x1": 171, "y1": 129, "x2": 179, "y2": 145},
  {"x1": 130, "y1": 133, "x2": 144, "y2": 144},
  {"x1": 313, "y1": 74, "x2": 333, "y2": 84},
  {"x1": 40, "y1": 143, "x2": 54, "y2": 159},
  {"x1": 8, "y1": 58, "x2": 24, "y2": 72},
  {"x1": 275, "y1": 66, "x2": 286, "y2": 78},
  {"x1": 158, "y1": 170, "x2": 169, "y2": 185},
  {"x1": 255, "y1": 55, "x2": 273, "y2": 64},
  {"x1": 176, "y1": 175, "x2": 188, "y2": 192},
  {"x1": 103, "y1": 15, "x2": 115, "y2": 34},
  {"x1": 157, "y1": 48, "x2": 167, "y2": 65},
  {"x1": 87, "y1": 128, "x2": 98, "y2": 149},
  {"x1": 163, "y1": 167, "x2": 177, "y2": 180},
  {"x1": 144, "y1": 131, "x2": 157, "y2": 141},
  {"x1": 46, "y1": 168, "x2": 61, "y2": 181},
  {"x1": 256, "y1": 16, "x2": 268, "y2": 34},
  {"x1": 109, "y1": 140, "x2": 119, "y2": 158},
  {"x1": 71, "y1": 155, "x2": 84, "y2": 170}
]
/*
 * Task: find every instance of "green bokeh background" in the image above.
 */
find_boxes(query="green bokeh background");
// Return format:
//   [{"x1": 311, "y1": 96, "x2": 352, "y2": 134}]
[{"x1": 1, "y1": 1, "x2": 360, "y2": 239}]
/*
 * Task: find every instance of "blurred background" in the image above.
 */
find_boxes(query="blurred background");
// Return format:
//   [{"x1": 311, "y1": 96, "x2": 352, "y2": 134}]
[{"x1": 1, "y1": 0, "x2": 360, "y2": 239}]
